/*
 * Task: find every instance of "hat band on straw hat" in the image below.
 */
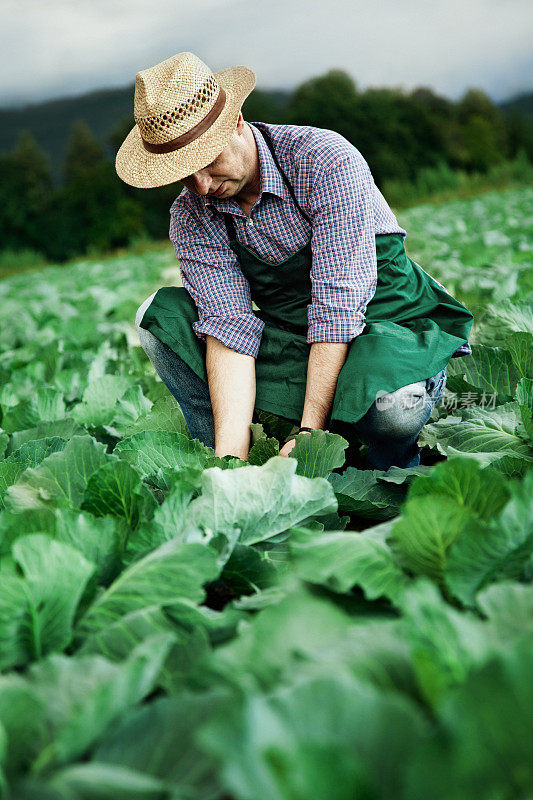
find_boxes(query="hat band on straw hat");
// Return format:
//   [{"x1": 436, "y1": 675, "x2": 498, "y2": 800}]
[{"x1": 141, "y1": 86, "x2": 227, "y2": 154}]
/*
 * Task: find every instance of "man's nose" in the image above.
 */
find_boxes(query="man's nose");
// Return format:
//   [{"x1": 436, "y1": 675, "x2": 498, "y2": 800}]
[{"x1": 190, "y1": 171, "x2": 211, "y2": 195}]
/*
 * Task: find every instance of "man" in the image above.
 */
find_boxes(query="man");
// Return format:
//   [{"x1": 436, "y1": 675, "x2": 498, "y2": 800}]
[{"x1": 116, "y1": 52, "x2": 473, "y2": 469}]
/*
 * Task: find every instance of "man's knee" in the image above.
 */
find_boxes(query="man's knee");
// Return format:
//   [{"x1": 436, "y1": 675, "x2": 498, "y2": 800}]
[
  {"x1": 135, "y1": 291, "x2": 158, "y2": 334},
  {"x1": 135, "y1": 291, "x2": 164, "y2": 359},
  {"x1": 367, "y1": 381, "x2": 428, "y2": 439}
]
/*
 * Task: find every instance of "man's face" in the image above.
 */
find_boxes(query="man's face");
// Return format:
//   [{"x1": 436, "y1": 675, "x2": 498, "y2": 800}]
[{"x1": 179, "y1": 114, "x2": 254, "y2": 200}]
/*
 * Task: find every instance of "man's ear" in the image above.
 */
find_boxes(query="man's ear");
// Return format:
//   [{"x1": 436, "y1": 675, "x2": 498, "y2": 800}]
[{"x1": 235, "y1": 111, "x2": 245, "y2": 134}]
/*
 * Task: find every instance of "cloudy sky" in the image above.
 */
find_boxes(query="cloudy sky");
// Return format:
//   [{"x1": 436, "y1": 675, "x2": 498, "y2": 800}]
[{"x1": 2, "y1": 0, "x2": 532, "y2": 108}]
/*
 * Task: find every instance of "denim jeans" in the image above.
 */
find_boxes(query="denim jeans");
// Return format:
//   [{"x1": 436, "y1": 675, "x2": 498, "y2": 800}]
[
  {"x1": 135, "y1": 296, "x2": 446, "y2": 470},
  {"x1": 328, "y1": 368, "x2": 446, "y2": 469}
]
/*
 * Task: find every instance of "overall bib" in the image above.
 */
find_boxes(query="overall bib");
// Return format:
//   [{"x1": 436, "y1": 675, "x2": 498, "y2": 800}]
[{"x1": 140, "y1": 130, "x2": 474, "y2": 426}]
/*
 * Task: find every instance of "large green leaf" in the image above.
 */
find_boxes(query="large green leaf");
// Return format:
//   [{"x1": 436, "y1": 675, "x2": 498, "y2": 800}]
[
  {"x1": 480, "y1": 453, "x2": 533, "y2": 478},
  {"x1": 207, "y1": 583, "x2": 367, "y2": 692},
  {"x1": 506, "y1": 331, "x2": 533, "y2": 378},
  {"x1": 198, "y1": 672, "x2": 427, "y2": 800},
  {"x1": 78, "y1": 605, "x2": 178, "y2": 662},
  {"x1": 0, "y1": 462, "x2": 26, "y2": 510},
  {"x1": 329, "y1": 466, "x2": 414, "y2": 520},
  {"x1": 421, "y1": 402, "x2": 533, "y2": 463},
  {"x1": 396, "y1": 579, "x2": 491, "y2": 706},
  {"x1": 106, "y1": 384, "x2": 153, "y2": 437},
  {"x1": 28, "y1": 635, "x2": 174, "y2": 772},
  {"x1": 0, "y1": 535, "x2": 94, "y2": 670},
  {"x1": 432, "y1": 638, "x2": 533, "y2": 797},
  {"x1": 5, "y1": 435, "x2": 112, "y2": 511},
  {"x1": 76, "y1": 540, "x2": 219, "y2": 639},
  {"x1": 6, "y1": 437, "x2": 67, "y2": 469},
  {"x1": 289, "y1": 430, "x2": 348, "y2": 477},
  {"x1": 5, "y1": 419, "x2": 86, "y2": 456},
  {"x1": 406, "y1": 455, "x2": 510, "y2": 520},
  {"x1": 0, "y1": 508, "x2": 57, "y2": 554},
  {"x1": 0, "y1": 679, "x2": 48, "y2": 780},
  {"x1": 114, "y1": 430, "x2": 211, "y2": 478},
  {"x1": 72, "y1": 375, "x2": 132, "y2": 427},
  {"x1": 125, "y1": 480, "x2": 198, "y2": 563},
  {"x1": 0, "y1": 508, "x2": 122, "y2": 585},
  {"x1": 94, "y1": 692, "x2": 227, "y2": 798},
  {"x1": 516, "y1": 376, "x2": 533, "y2": 441},
  {"x1": 125, "y1": 394, "x2": 190, "y2": 437},
  {"x1": 390, "y1": 495, "x2": 473, "y2": 584},
  {"x1": 476, "y1": 581, "x2": 533, "y2": 643},
  {"x1": 1, "y1": 389, "x2": 66, "y2": 434},
  {"x1": 445, "y1": 470, "x2": 533, "y2": 605},
  {"x1": 183, "y1": 457, "x2": 338, "y2": 545},
  {"x1": 82, "y1": 461, "x2": 157, "y2": 531},
  {"x1": 289, "y1": 525, "x2": 409, "y2": 602},
  {"x1": 46, "y1": 762, "x2": 172, "y2": 800},
  {"x1": 478, "y1": 301, "x2": 533, "y2": 349},
  {"x1": 445, "y1": 343, "x2": 521, "y2": 398},
  {"x1": 247, "y1": 436, "x2": 280, "y2": 466},
  {"x1": 53, "y1": 510, "x2": 123, "y2": 585},
  {"x1": 80, "y1": 605, "x2": 229, "y2": 694},
  {"x1": 1, "y1": 439, "x2": 67, "y2": 511}
]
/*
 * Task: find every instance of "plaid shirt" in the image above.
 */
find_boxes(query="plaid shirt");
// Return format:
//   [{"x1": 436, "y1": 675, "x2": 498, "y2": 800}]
[{"x1": 169, "y1": 122, "x2": 471, "y2": 358}]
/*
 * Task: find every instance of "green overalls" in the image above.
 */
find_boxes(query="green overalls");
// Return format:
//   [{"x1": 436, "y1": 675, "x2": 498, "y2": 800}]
[{"x1": 140, "y1": 129, "x2": 474, "y2": 426}]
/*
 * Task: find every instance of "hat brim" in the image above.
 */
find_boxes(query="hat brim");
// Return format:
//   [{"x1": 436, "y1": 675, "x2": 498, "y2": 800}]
[{"x1": 115, "y1": 65, "x2": 256, "y2": 189}]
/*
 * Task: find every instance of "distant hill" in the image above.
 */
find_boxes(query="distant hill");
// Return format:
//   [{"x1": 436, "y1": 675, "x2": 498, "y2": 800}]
[
  {"x1": 0, "y1": 86, "x2": 134, "y2": 180},
  {"x1": 0, "y1": 85, "x2": 291, "y2": 183},
  {"x1": 0, "y1": 83, "x2": 529, "y2": 182},
  {"x1": 499, "y1": 91, "x2": 533, "y2": 117}
]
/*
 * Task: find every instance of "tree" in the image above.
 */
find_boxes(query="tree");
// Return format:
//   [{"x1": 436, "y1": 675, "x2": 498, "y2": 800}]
[
  {"x1": 0, "y1": 130, "x2": 53, "y2": 251},
  {"x1": 243, "y1": 89, "x2": 289, "y2": 124},
  {"x1": 409, "y1": 87, "x2": 454, "y2": 118},
  {"x1": 457, "y1": 89, "x2": 510, "y2": 164},
  {"x1": 41, "y1": 121, "x2": 145, "y2": 261},
  {"x1": 504, "y1": 111, "x2": 533, "y2": 160},
  {"x1": 462, "y1": 115, "x2": 504, "y2": 172},
  {"x1": 285, "y1": 69, "x2": 360, "y2": 141},
  {"x1": 63, "y1": 119, "x2": 107, "y2": 184},
  {"x1": 107, "y1": 116, "x2": 183, "y2": 242}
]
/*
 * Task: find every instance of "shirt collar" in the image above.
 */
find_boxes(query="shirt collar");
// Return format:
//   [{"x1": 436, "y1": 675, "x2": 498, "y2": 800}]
[{"x1": 202, "y1": 122, "x2": 289, "y2": 215}]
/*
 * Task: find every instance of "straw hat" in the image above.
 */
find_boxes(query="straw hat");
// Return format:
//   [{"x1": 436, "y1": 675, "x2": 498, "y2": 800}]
[{"x1": 115, "y1": 52, "x2": 256, "y2": 188}]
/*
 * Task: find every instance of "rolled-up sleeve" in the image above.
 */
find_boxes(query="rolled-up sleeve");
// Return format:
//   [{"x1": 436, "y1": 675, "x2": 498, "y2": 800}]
[
  {"x1": 307, "y1": 155, "x2": 378, "y2": 344},
  {"x1": 170, "y1": 205, "x2": 264, "y2": 357}
]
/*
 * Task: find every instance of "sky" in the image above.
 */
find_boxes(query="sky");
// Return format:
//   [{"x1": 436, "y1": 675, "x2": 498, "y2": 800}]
[{"x1": 1, "y1": 0, "x2": 532, "y2": 108}]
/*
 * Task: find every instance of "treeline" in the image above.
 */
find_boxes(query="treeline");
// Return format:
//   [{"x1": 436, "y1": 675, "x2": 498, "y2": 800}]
[{"x1": 1, "y1": 69, "x2": 532, "y2": 265}]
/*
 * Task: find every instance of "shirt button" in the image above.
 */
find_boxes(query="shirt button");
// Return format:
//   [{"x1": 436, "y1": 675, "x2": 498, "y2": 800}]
[
  {"x1": 267, "y1": 256, "x2": 276, "y2": 262},
  {"x1": 247, "y1": 218, "x2": 254, "y2": 227}
]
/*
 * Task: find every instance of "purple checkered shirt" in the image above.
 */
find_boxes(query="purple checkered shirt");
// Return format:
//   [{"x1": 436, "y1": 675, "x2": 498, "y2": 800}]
[{"x1": 169, "y1": 122, "x2": 471, "y2": 359}]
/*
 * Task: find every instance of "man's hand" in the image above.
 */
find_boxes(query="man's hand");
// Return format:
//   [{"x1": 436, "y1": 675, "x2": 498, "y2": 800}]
[
  {"x1": 279, "y1": 438, "x2": 297, "y2": 457},
  {"x1": 278, "y1": 437, "x2": 298, "y2": 458},
  {"x1": 206, "y1": 335, "x2": 256, "y2": 460},
  {"x1": 278, "y1": 430, "x2": 311, "y2": 458}
]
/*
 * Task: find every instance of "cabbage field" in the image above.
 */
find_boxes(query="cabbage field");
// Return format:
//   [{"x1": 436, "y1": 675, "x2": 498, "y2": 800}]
[{"x1": 0, "y1": 186, "x2": 532, "y2": 800}]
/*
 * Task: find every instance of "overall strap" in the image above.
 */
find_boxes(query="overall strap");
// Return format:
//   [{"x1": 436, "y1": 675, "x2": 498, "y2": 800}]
[{"x1": 223, "y1": 210, "x2": 237, "y2": 241}]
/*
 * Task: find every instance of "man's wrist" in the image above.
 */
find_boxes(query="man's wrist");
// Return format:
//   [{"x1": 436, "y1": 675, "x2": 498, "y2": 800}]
[{"x1": 283, "y1": 426, "x2": 318, "y2": 444}]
